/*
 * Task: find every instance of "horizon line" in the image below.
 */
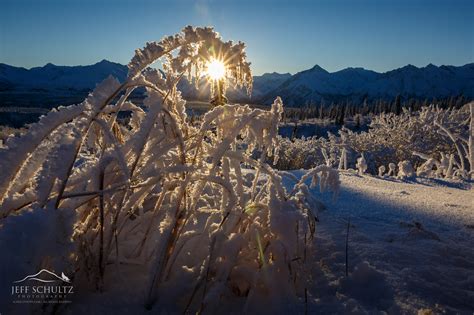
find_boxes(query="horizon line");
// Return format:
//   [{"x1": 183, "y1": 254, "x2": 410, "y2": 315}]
[{"x1": 1, "y1": 59, "x2": 473, "y2": 76}]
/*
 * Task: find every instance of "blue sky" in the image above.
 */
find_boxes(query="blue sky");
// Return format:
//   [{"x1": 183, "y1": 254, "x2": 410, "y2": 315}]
[{"x1": 0, "y1": 0, "x2": 472, "y2": 75}]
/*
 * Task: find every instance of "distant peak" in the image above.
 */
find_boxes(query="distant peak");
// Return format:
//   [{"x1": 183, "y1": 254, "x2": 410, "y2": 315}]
[
  {"x1": 94, "y1": 59, "x2": 116, "y2": 66},
  {"x1": 404, "y1": 64, "x2": 418, "y2": 69},
  {"x1": 339, "y1": 67, "x2": 368, "y2": 72},
  {"x1": 44, "y1": 62, "x2": 56, "y2": 68},
  {"x1": 310, "y1": 64, "x2": 328, "y2": 73},
  {"x1": 260, "y1": 72, "x2": 291, "y2": 77}
]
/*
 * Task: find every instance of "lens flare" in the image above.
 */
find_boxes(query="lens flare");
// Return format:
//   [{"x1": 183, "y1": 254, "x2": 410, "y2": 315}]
[{"x1": 206, "y1": 59, "x2": 226, "y2": 80}]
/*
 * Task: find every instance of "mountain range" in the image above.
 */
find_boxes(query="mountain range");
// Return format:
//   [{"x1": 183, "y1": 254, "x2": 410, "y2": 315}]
[
  {"x1": 262, "y1": 63, "x2": 474, "y2": 106},
  {"x1": 0, "y1": 60, "x2": 128, "y2": 92},
  {"x1": 1, "y1": 60, "x2": 472, "y2": 108}
]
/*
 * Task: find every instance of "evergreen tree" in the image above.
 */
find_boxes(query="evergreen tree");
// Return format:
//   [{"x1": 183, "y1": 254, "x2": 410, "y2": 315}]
[{"x1": 393, "y1": 94, "x2": 402, "y2": 115}]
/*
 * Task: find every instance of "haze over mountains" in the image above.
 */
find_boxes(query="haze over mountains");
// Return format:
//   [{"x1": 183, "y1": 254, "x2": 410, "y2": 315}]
[{"x1": 0, "y1": 60, "x2": 472, "y2": 108}]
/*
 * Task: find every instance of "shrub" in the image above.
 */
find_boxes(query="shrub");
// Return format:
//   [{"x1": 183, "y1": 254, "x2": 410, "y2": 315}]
[
  {"x1": 0, "y1": 26, "x2": 339, "y2": 313},
  {"x1": 274, "y1": 105, "x2": 473, "y2": 179}
]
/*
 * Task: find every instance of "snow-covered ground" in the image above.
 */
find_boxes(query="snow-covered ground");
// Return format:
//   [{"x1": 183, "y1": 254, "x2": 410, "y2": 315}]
[
  {"x1": 2, "y1": 170, "x2": 472, "y2": 314},
  {"x1": 65, "y1": 171, "x2": 473, "y2": 314},
  {"x1": 298, "y1": 171, "x2": 474, "y2": 314}
]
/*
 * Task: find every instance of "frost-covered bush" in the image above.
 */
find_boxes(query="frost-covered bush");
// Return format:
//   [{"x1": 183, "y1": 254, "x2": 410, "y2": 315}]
[
  {"x1": 0, "y1": 26, "x2": 339, "y2": 313},
  {"x1": 274, "y1": 136, "x2": 327, "y2": 169},
  {"x1": 388, "y1": 163, "x2": 397, "y2": 177},
  {"x1": 334, "y1": 106, "x2": 471, "y2": 176},
  {"x1": 378, "y1": 165, "x2": 386, "y2": 177},
  {"x1": 356, "y1": 154, "x2": 368, "y2": 175},
  {"x1": 397, "y1": 160, "x2": 414, "y2": 179},
  {"x1": 338, "y1": 147, "x2": 348, "y2": 170},
  {"x1": 274, "y1": 104, "x2": 473, "y2": 179}
]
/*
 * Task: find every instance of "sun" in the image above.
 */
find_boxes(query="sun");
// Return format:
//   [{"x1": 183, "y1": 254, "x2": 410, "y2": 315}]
[{"x1": 206, "y1": 58, "x2": 226, "y2": 80}]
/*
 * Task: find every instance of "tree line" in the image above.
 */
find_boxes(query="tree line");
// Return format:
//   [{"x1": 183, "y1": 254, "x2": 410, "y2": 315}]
[{"x1": 282, "y1": 94, "x2": 471, "y2": 124}]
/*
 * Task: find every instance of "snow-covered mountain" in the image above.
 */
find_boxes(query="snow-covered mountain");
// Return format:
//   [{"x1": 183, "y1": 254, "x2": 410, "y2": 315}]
[
  {"x1": 1, "y1": 61, "x2": 472, "y2": 107},
  {"x1": 261, "y1": 63, "x2": 474, "y2": 106},
  {"x1": 176, "y1": 71, "x2": 292, "y2": 102},
  {"x1": 0, "y1": 60, "x2": 290, "y2": 104},
  {"x1": 0, "y1": 60, "x2": 128, "y2": 91},
  {"x1": 251, "y1": 72, "x2": 293, "y2": 98}
]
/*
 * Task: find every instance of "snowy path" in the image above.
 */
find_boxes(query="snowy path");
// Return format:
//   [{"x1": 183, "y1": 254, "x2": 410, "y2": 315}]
[{"x1": 305, "y1": 172, "x2": 474, "y2": 314}]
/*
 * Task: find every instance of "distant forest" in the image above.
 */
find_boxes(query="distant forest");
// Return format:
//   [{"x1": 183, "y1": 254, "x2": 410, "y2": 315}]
[{"x1": 282, "y1": 94, "x2": 471, "y2": 124}]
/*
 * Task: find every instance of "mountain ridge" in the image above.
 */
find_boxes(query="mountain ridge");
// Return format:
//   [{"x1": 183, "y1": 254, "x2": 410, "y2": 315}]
[
  {"x1": 1, "y1": 60, "x2": 473, "y2": 107},
  {"x1": 260, "y1": 62, "x2": 474, "y2": 106}
]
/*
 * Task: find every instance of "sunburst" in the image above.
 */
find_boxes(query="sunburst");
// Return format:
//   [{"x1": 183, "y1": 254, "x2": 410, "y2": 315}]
[{"x1": 206, "y1": 58, "x2": 226, "y2": 80}]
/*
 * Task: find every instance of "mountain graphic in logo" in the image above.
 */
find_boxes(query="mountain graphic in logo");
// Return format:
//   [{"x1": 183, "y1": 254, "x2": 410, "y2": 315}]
[{"x1": 14, "y1": 269, "x2": 71, "y2": 283}]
